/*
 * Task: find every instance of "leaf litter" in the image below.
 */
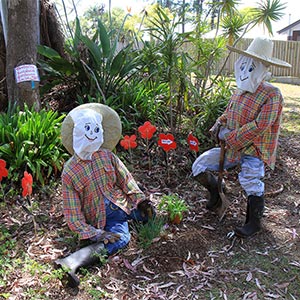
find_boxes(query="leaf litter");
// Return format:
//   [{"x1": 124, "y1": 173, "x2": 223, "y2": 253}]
[{"x1": 1, "y1": 122, "x2": 300, "y2": 299}]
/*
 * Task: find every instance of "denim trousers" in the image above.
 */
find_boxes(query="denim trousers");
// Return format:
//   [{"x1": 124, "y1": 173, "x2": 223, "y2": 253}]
[
  {"x1": 192, "y1": 147, "x2": 265, "y2": 197},
  {"x1": 103, "y1": 198, "x2": 148, "y2": 255}
]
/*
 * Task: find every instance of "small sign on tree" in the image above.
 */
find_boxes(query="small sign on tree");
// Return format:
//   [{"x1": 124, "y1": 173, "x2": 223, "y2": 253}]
[{"x1": 14, "y1": 64, "x2": 40, "y2": 83}]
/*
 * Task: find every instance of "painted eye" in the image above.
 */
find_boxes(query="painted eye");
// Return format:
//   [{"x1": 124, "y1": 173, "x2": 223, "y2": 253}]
[
  {"x1": 94, "y1": 126, "x2": 100, "y2": 133},
  {"x1": 85, "y1": 124, "x2": 90, "y2": 131},
  {"x1": 240, "y1": 65, "x2": 245, "y2": 71},
  {"x1": 249, "y1": 64, "x2": 255, "y2": 72}
]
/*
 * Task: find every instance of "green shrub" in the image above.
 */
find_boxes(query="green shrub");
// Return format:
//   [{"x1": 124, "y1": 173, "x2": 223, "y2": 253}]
[
  {"x1": 190, "y1": 77, "x2": 234, "y2": 145},
  {"x1": 133, "y1": 216, "x2": 166, "y2": 249},
  {"x1": 158, "y1": 194, "x2": 189, "y2": 224},
  {"x1": 38, "y1": 17, "x2": 140, "y2": 105},
  {"x1": 0, "y1": 105, "x2": 68, "y2": 186}
]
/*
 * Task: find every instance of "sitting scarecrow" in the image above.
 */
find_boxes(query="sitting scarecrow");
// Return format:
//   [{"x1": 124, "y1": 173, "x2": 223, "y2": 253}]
[{"x1": 55, "y1": 103, "x2": 154, "y2": 287}]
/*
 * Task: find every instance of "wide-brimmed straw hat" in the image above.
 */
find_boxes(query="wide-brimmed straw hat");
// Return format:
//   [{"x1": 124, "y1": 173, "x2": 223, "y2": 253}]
[
  {"x1": 61, "y1": 103, "x2": 122, "y2": 154},
  {"x1": 227, "y1": 36, "x2": 292, "y2": 68}
]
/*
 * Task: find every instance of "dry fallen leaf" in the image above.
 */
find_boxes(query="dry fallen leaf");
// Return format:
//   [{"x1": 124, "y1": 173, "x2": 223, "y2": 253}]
[
  {"x1": 246, "y1": 272, "x2": 253, "y2": 282},
  {"x1": 274, "y1": 281, "x2": 290, "y2": 289},
  {"x1": 131, "y1": 255, "x2": 149, "y2": 267},
  {"x1": 289, "y1": 261, "x2": 300, "y2": 267},
  {"x1": 264, "y1": 292, "x2": 281, "y2": 299},
  {"x1": 123, "y1": 258, "x2": 137, "y2": 273},
  {"x1": 142, "y1": 264, "x2": 155, "y2": 275},
  {"x1": 156, "y1": 282, "x2": 176, "y2": 289}
]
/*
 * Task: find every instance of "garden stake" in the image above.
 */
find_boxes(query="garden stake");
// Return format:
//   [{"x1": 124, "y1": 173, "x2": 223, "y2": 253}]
[{"x1": 215, "y1": 140, "x2": 230, "y2": 221}]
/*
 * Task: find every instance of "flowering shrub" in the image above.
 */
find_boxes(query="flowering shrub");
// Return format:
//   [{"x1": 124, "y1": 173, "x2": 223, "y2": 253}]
[
  {"x1": 0, "y1": 159, "x2": 33, "y2": 201},
  {"x1": 157, "y1": 133, "x2": 177, "y2": 152},
  {"x1": 119, "y1": 121, "x2": 200, "y2": 175},
  {"x1": 0, "y1": 159, "x2": 8, "y2": 181},
  {"x1": 138, "y1": 121, "x2": 157, "y2": 140},
  {"x1": 120, "y1": 135, "x2": 138, "y2": 150},
  {"x1": 21, "y1": 171, "x2": 33, "y2": 198},
  {"x1": 120, "y1": 121, "x2": 200, "y2": 155},
  {"x1": 0, "y1": 105, "x2": 68, "y2": 185},
  {"x1": 187, "y1": 133, "x2": 199, "y2": 153}
]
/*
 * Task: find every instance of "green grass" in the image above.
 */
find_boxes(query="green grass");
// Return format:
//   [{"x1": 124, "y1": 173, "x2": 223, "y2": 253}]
[
  {"x1": 281, "y1": 97, "x2": 300, "y2": 134},
  {"x1": 274, "y1": 83, "x2": 300, "y2": 134},
  {"x1": 201, "y1": 245, "x2": 300, "y2": 299}
]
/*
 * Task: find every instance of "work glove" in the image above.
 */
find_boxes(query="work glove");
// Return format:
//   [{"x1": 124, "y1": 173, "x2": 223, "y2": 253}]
[
  {"x1": 137, "y1": 199, "x2": 155, "y2": 219},
  {"x1": 218, "y1": 126, "x2": 232, "y2": 141},
  {"x1": 209, "y1": 120, "x2": 224, "y2": 144},
  {"x1": 90, "y1": 229, "x2": 121, "y2": 244}
]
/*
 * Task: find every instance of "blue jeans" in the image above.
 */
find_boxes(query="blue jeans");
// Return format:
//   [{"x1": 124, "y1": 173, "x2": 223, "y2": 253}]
[
  {"x1": 192, "y1": 147, "x2": 265, "y2": 197},
  {"x1": 103, "y1": 198, "x2": 148, "y2": 255}
]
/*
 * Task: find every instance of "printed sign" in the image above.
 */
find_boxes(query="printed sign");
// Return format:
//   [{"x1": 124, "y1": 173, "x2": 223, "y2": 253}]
[
  {"x1": 14, "y1": 64, "x2": 40, "y2": 83},
  {"x1": 160, "y1": 139, "x2": 173, "y2": 145}
]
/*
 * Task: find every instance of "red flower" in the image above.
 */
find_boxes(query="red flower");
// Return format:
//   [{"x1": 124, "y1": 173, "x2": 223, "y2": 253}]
[
  {"x1": 138, "y1": 121, "x2": 157, "y2": 140},
  {"x1": 0, "y1": 159, "x2": 9, "y2": 182},
  {"x1": 158, "y1": 133, "x2": 177, "y2": 152},
  {"x1": 187, "y1": 133, "x2": 199, "y2": 152},
  {"x1": 120, "y1": 135, "x2": 137, "y2": 150},
  {"x1": 22, "y1": 171, "x2": 33, "y2": 197}
]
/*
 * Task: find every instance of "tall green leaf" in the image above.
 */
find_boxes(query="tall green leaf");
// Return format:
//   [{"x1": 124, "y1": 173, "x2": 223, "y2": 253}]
[{"x1": 98, "y1": 19, "x2": 110, "y2": 58}]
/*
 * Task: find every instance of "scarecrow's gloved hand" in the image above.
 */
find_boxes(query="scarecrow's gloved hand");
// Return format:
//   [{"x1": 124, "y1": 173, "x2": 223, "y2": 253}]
[
  {"x1": 137, "y1": 199, "x2": 155, "y2": 219},
  {"x1": 90, "y1": 229, "x2": 121, "y2": 244},
  {"x1": 209, "y1": 120, "x2": 224, "y2": 143},
  {"x1": 218, "y1": 126, "x2": 232, "y2": 141}
]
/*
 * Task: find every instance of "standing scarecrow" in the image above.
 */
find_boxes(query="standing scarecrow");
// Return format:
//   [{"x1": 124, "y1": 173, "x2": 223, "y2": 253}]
[{"x1": 192, "y1": 36, "x2": 291, "y2": 237}]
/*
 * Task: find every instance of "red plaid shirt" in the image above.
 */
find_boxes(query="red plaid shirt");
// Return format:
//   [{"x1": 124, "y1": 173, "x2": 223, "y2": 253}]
[
  {"x1": 62, "y1": 148, "x2": 145, "y2": 240},
  {"x1": 221, "y1": 81, "x2": 283, "y2": 170}
]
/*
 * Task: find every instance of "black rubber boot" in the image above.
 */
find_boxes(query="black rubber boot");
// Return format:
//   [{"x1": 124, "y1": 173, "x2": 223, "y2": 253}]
[
  {"x1": 54, "y1": 242, "x2": 105, "y2": 288},
  {"x1": 235, "y1": 195, "x2": 264, "y2": 238},
  {"x1": 195, "y1": 171, "x2": 221, "y2": 210},
  {"x1": 245, "y1": 197, "x2": 250, "y2": 224}
]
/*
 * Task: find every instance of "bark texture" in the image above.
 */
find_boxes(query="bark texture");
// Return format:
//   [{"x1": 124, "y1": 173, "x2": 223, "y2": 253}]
[
  {"x1": 6, "y1": 0, "x2": 40, "y2": 110},
  {"x1": 0, "y1": 18, "x2": 7, "y2": 111}
]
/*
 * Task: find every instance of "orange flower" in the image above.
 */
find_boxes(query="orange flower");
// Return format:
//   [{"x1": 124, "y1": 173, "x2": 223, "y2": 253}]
[
  {"x1": 0, "y1": 159, "x2": 8, "y2": 182},
  {"x1": 120, "y1": 135, "x2": 137, "y2": 150},
  {"x1": 187, "y1": 133, "x2": 199, "y2": 152},
  {"x1": 138, "y1": 121, "x2": 157, "y2": 140},
  {"x1": 158, "y1": 133, "x2": 177, "y2": 152},
  {"x1": 21, "y1": 171, "x2": 33, "y2": 197}
]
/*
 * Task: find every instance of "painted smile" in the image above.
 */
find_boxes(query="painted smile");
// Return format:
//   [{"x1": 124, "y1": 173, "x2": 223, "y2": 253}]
[
  {"x1": 240, "y1": 76, "x2": 249, "y2": 81},
  {"x1": 85, "y1": 135, "x2": 97, "y2": 141}
]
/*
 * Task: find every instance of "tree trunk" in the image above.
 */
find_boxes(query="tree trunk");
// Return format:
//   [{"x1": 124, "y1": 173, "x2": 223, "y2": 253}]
[
  {"x1": 40, "y1": 0, "x2": 66, "y2": 59},
  {"x1": 6, "y1": 0, "x2": 40, "y2": 110},
  {"x1": 0, "y1": 16, "x2": 7, "y2": 111}
]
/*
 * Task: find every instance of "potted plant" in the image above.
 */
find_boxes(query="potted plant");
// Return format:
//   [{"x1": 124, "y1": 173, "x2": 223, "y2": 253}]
[{"x1": 158, "y1": 194, "x2": 189, "y2": 224}]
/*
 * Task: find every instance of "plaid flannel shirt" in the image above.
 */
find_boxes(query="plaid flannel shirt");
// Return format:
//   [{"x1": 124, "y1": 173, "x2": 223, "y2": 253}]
[
  {"x1": 62, "y1": 148, "x2": 145, "y2": 240},
  {"x1": 221, "y1": 81, "x2": 283, "y2": 170}
]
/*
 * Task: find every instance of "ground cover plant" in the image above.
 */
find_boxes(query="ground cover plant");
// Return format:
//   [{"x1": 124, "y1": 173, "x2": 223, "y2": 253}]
[
  {"x1": 0, "y1": 105, "x2": 67, "y2": 187},
  {"x1": 0, "y1": 82, "x2": 299, "y2": 300}
]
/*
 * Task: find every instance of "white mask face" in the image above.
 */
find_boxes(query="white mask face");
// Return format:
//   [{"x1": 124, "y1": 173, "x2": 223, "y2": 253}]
[
  {"x1": 234, "y1": 56, "x2": 268, "y2": 93},
  {"x1": 70, "y1": 109, "x2": 104, "y2": 160}
]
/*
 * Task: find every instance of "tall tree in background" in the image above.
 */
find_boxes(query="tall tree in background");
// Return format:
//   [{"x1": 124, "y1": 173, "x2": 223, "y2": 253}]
[
  {"x1": 6, "y1": 0, "x2": 40, "y2": 110},
  {"x1": 0, "y1": 15, "x2": 6, "y2": 111}
]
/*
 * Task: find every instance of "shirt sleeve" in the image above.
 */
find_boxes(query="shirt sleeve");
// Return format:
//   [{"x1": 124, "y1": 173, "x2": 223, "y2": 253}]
[
  {"x1": 112, "y1": 153, "x2": 145, "y2": 207},
  {"x1": 225, "y1": 94, "x2": 281, "y2": 151},
  {"x1": 62, "y1": 175, "x2": 98, "y2": 240}
]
